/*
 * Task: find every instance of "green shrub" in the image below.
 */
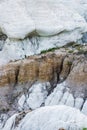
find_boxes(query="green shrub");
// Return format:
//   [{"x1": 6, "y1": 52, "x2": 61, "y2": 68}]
[{"x1": 83, "y1": 128, "x2": 87, "y2": 130}]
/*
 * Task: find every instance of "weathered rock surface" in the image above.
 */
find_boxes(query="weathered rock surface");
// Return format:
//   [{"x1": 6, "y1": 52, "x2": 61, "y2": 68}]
[
  {"x1": 0, "y1": 50, "x2": 66, "y2": 87},
  {"x1": 16, "y1": 81, "x2": 86, "y2": 113},
  {"x1": 46, "y1": 0, "x2": 87, "y2": 20},
  {"x1": 0, "y1": 35, "x2": 6, "y2": 51},
  {"x1": 0, "y1": 46, "x2": 87, "y2": 91},
  {"x1": 0, "y1": 46, "x2": 87, "y2": 114},
  {"x1": 44, "y1": 82, "x2": 86, "y2": 114},
  {"x1": 65, "y1": 55, "x2": 87, "y2": 97},
  {"x1": 0, "y1": 0, "x2": 86, "y2": 39},
  {"x1": 0, "y1": 0, "x2": 87, "y2": 63},
  {"x1": 2, "y1": 105, "x2": 87, "y2": 130},
  {"x1": 0, "y1": 0, "x2": 87, "y2": 129},
  {"x1": 0, "y1": 80, "x2": 87, "y2": 130},
  {"x1": 0, "y1": 45, "x2": 86, "y2": 87}
]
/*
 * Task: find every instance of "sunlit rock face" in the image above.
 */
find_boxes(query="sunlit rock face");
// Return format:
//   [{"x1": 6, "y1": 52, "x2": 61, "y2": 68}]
[
  {"x1": 0, "y1": 0, "x2": 87, "y2": 63},
  {"x1": 18, "y1": 82, "x2": 51, "y2": 110},
  {"x1": 17, "y1": 81, "x2": 87, "y2": 115},
  {"x1": 2, "y1": 105, "x2": 87, "y2": 130},
  {"x1": 46, "y1": 0, "x2": 87, "y2": 19},
  {"x1": 0, "y1": 0, "x2": 86, "y2": 38}
]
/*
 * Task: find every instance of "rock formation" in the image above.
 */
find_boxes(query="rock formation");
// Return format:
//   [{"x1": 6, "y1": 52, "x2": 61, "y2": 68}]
[
  {"x1": 2, "y1": 105, "x2": 87, "y2": 130},
  {"x1": 0, "y1": 0, "x2": 87, "y2": 64},
  {"x1": 0, "y1": 45, "x2": 87, "y2": 86},
  {"x1": 0, "y1": 45, "x2": 87, "y2": 112},
  {"x1": 0, "y1": 0, "x2": 87, "y2": 130}
]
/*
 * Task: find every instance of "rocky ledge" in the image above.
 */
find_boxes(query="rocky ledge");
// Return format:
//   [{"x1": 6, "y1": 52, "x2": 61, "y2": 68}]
[
  {"x1": 0, "y1": 45, "x2": 87, "y2": 130},
  {"x1": 0, "y1": 44, "x2": 87, "y2": 110},
  {"x1": 0, "y1": 44, "x2": 87, "y2": 87}
]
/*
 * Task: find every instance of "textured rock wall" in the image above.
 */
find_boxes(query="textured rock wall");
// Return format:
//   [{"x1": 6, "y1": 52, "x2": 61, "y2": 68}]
[
  {"x1": 0, "y1": 46, "x2": 87, "y2": 113},
  {"x1": 0, "y1": 46, "x2": 87, "y2": 88},
  {"x1": 2, "y1": 105, "x2": 87, "y2": 130},
  {"x1": 0, "y1": 51, "x2": 65, "y2": 87},
  {"x1": 0, "y1": 0, "x2": 87, "y2": 129}
]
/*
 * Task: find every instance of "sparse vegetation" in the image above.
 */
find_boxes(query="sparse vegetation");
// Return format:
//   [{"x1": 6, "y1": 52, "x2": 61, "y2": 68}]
[
  {"x1": 83, "y1": 128, "x2": 87, "y2": 130},
  {"x1": 40, "y1": 43, "x2": 87, "y2": 56},
  {"x1": 40, "y1": 47, "x2": 59, "y2": 54},
  {"x1": 77, "y1": 50, "x2": 87, "y2": 55},
  {"x1": 68, "y1": 50, "x2": 74, "y2": 53},
  {"x1": 67, "y1": 61, "x2": 72, "y2": 66}
]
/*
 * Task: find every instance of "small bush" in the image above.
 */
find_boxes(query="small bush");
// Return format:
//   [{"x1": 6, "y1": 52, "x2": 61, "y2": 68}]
[{"x1": 83, "y1": 128, "x2": 87, "y2": 130}]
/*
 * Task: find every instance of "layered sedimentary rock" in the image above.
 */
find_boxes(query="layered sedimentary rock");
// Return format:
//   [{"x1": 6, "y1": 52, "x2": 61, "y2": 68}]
[
  {"x1": 0, "y1": 51, "x2": 65, "y2": 87},
  {"x1": 0, "y1": 46, "x2": 87, "y2": 113},
  {"x1": 0, "y1": 46, "x2": 87, "y2": 87},
  {"x1": 0, "y1": 0, "x2": 87, "y2": 129},
  {"x1": 0, "y1": 0, "x2": 87, "y2": 64},
  {"x1": 0, "y1": 47, "x2": 87, "y2": 129}
]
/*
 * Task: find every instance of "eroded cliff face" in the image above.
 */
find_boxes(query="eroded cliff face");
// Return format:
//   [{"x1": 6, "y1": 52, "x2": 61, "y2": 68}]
[
  {"x1": 0, "y1": 45, "x2": 87, "y2": 130},
  {"x1": 0, "y1": 0, "x2": 87, "y2": 129},
  {"x1": 0, "y1": 45, "x2": 87, "y2": 113},
  {"x1": 0, "y1": 51, "x2": 64, "y2": 87},
  {"x1": 0, "y1": 45, "x2": 87, "y2": 87}
]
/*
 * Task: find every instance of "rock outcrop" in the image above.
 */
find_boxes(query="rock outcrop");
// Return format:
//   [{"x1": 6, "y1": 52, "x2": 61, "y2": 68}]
[
  {"x1": 46, "y1": 0, "x2": 87, "y2": 20},
  {"x1": 0, "y1": 0, "x2": 86, "y2": 39},
  {"x1": 0, "y1": 45, "x2": 87, "y2": 115},
  {"x1": 66, "y1": 56, "x2": 87, "y2": 97},
  {"x1": 0, "y1": 51, "x2": 65, "y2": 87},
  {"x1": 17, "y1": 80, "x2": 87, "y2": 115},
  {"x1": 2, "y1": 105, "x2": 87, "y2": 130},
  {"x1": 0, "y1": 45, "x2": 87, "y2": 87},
  {"x1": 0, "y1": 0, "x2": 87, "y2": 129},
  {"x1": 0, "y1": 0, "x2": 87, "y2": 63}
]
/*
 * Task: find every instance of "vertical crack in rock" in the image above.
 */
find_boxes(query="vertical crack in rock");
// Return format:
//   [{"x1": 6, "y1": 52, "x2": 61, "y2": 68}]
[
  {"x1": 0, "y1": 34, "x2": 7, "y2": 51},
  {"x1": 14, "y1": 65, "x2": 20, "y2": 87},
  {"x1": 58, "y1": 55, "x2": 66, "y2": 83},
  {"x1": 80, "y1": 99, "x2": 86, "y2": 111},
  {"x1": 59, "y1": 55, "x2": 73, "y2": 83}
]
